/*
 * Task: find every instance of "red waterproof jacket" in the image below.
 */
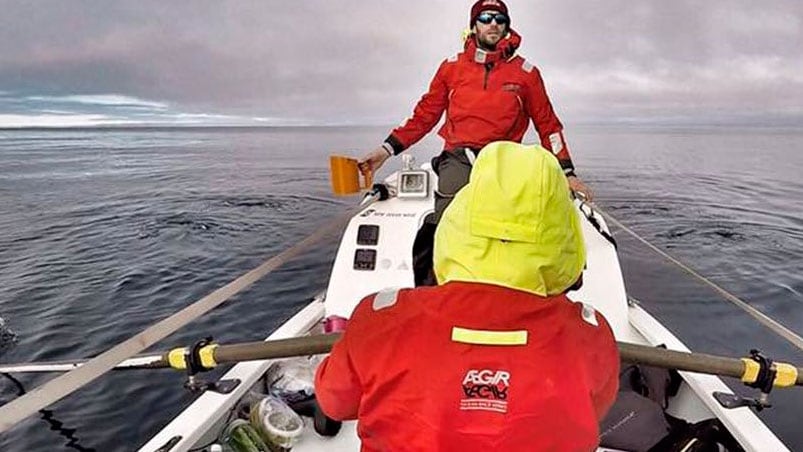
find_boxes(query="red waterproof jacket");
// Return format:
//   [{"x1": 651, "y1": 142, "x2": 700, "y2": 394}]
[
  {"x1": 384, "y1": 33, "x2": 576, "y2": 173},
  {"x1": 315, "y1": 282, "x2": 620, "y2": 452}
]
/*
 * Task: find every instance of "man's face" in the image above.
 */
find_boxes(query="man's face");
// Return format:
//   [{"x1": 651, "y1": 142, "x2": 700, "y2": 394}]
[{"x1": 475, "y1": 10, "x2": 508, "y2": 49}]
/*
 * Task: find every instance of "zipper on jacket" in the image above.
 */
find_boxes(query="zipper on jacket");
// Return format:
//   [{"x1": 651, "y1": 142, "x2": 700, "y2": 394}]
[{"x1": 483, "y1": 63, "x2": 493, "y2": 90}]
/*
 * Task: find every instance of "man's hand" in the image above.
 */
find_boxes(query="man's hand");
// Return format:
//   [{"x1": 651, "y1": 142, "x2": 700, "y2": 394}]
[
  {"x1": 358, "y1": 146, "x2": 392, "y2": 174},
  {"x1": 567, "y1": 175, "x2": 594, "y2": 201}
]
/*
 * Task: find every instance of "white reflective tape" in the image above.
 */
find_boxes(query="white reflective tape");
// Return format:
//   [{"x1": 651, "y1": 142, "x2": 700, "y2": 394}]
[
  {"x1": 372, "y1": 288, "x2": 400, "y2": 311},
  {"x1": 447, "y1": 54, "x2": 458, "y2": 63},
  {"x1": 521, "y1": 60, "x2": 534, "y2": 73},
  {"x1": 581, "y1": 303, "x2": 599, "y2": 327},
  {"x1": 548, "y1": 132, "x2": 563, "y2": 155}
]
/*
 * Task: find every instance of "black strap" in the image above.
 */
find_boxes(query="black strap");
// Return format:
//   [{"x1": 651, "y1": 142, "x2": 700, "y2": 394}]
[
  {"x1": 650, "y1": 418, "x2": 745, "y2": 452},
  {"x1": 580, "y1": 205, "x2": 617, "y2": 248},
  {"x1": 745, "y1": 349, "x2": 776, "y2": 394},
  {"x1": 186, "y1": 336, "x2": 214, "y2": 375}
]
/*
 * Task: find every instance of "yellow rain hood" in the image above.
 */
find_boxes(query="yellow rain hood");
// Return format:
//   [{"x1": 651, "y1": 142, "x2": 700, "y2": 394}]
[{"x1": 433, "y1": 141, "x2": 585, "y2": 296}]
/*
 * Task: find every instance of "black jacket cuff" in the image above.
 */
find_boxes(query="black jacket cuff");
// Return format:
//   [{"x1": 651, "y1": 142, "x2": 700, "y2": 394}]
[
  {"x1": 384, "y1": 134, "x2": 405, "y2": 155},
  {"x1": 559, "y1": 160, "x2": 576, "y2": 177}
]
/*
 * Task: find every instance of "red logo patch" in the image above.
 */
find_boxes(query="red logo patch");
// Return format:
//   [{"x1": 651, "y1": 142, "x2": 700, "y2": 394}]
[{"x1": 460, "y1": 369, "x2": 510, "y2": 413}]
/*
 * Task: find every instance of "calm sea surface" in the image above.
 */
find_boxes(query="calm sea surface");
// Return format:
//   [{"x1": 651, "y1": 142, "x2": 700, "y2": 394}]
[{"x1": 0, "y1": 126, "x2": 801, "y2": 451}]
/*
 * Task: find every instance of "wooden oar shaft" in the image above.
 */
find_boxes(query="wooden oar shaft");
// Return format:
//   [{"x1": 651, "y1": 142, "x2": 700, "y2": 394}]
[
  {"x1": 202, "y1": 336, "x2": 803, "y2": 387},
  {"x1": 620, "y1": 342, "x2": 744, "y2": 380},
  {"x1": 0, "y1": 335, "x2": 344, "y2": 374},
  {"x1": 3, "y1": 336, "x2": 800, "y2": 387},
  {"x1": 212, "y1": 337, "x2": 803, "y2": 386},
  {"x1": 214, "y1": 333, "x2": 341, "y2": 364},
  {"x1": 622, "y1": 342, "x2": 803, "y2": 386}
]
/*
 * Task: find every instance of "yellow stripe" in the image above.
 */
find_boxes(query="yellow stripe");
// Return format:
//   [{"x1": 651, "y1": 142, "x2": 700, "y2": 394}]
[
  {"x1": 168, "y1": 348, "x2": 188, "y2": 370},
  {"x1": 773, "y1": 363, "x2": 798, "y2": 387},
  {"x1": 741, "y1": 358, "x2": 761, "y2": 384},
  {"x1": 199, "y1": 344, "x2": 218, "y2": 369},
  {"x1": 451, "y1": 327, "x2": 528, "y2": 346}
]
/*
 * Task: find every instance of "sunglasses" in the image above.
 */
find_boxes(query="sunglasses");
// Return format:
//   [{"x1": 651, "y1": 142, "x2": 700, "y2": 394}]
[{"x1": 476, "y1": 12, "x2": 509, "y2": 25}]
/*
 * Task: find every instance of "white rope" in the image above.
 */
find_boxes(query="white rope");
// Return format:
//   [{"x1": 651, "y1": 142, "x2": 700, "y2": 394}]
[
  {"x1": 597, "y1": 205, "x2": 803, "y2": 351},
  {"x1": 0, "y1": 195, "x2": 377, "y2": 433}
]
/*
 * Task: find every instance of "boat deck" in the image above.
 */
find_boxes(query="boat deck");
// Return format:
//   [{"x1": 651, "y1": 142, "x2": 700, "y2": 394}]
[{"x1": 139, "y1": 168, "x2": 790, "y2": 452}]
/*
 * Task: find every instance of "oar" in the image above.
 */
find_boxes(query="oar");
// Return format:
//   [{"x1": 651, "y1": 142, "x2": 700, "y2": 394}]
[
  {"x1": 0, "y1": 334, "x2": 339, "y2": 373},
  {"x1": 617, "y1": 342, "x2": 801, "y2": 388},
  {"x1": 2, "y1": 336, "x2": 800, "y2": 388},
  {"x1": 0, "y1": 190, "x2": 381, "y2": 434},
  {"x1": 591, "y1": 202, "x2": 803, "y2": 352}
]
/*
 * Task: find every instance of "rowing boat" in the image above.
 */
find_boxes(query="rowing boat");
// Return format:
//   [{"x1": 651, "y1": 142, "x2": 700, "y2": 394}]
[{"x1": 138, "y1": 160, "x2": 791, "y2": 451}]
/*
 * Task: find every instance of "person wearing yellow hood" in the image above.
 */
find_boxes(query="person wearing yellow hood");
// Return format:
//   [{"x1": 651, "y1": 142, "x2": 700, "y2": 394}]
[{"x1": 316, "y1": 142, "x2": 619, "y2": 451}]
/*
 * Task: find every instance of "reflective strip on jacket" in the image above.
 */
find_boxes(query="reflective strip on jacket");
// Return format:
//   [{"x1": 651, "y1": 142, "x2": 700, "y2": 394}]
[{"x1": 315, "y1": 282, "x2": 620, "y2": 452}]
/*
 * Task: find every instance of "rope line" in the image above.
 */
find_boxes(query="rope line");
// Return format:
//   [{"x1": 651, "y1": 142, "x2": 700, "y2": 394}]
[{"x1": 598, "y1": 205, "x2": 803, "y2": 351}]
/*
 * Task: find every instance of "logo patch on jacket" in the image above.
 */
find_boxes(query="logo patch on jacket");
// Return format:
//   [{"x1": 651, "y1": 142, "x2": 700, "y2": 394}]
[
  {"x1": 460, "y1": 369, "x2": 510, "y2": 413},
  {"x1": 501, "y1": 83, "x2": 522, "y2": 93}
]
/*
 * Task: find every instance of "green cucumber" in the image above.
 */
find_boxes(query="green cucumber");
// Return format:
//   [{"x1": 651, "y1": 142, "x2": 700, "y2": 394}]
[
  {"x1": 243, "y1": 424, "x2": 271, "y2": 451},
  {"x1": 224, "y1": 420, "x2": 269, "y2": 452}
]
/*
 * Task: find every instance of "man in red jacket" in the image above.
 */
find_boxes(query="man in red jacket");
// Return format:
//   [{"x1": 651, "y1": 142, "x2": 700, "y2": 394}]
[
  {"x1": 360, "y1": 0, "x2": 593, "y2": 225},
  {"x1": 316, "y1": 142, "x2": 619, "y2": 451}
]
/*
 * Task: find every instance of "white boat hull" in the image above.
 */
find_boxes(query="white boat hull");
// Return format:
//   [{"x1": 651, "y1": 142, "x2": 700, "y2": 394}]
[{"x1": 140, "y1": 166, "x2": 788, "y2": 452}]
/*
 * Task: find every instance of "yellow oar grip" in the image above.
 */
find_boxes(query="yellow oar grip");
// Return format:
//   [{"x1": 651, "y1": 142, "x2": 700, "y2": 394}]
[
  {"x1": 166, "y1": 345, "x2": 219, "y2": 370},
  {"x1": 199, "y1": 344, "x2": 219, "y2": 368},
  {"x1": 168, "y1": 348, "x2": 188, "y2": 370},
  {"x1": 740, "y1": 358, "x2": 760, "y2": 384},
  {"x1": 773, "y1": 363, "x2": 798, "y2": 387},
  {"x1": 741, "y1": 358, "x2": 798, "y2": 387}
]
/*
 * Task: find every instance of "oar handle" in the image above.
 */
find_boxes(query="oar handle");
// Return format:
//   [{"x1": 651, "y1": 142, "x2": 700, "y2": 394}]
[
  {"x1": 618, "y1": 342, "x2": 803, "y2": 387},
  {"x1": 214, "y1": 334, "x2": 342, "y2": 363}
]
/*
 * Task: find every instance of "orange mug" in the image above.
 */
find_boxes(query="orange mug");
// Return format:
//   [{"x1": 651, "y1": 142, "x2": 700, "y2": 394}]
[{"x1": 330, "y1": 155, "x2": 373, "y2": 195}]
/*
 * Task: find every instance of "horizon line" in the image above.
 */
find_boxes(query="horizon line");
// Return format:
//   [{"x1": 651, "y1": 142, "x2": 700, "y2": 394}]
[{"x1": 2, "y1": 121, "x2": 802, "y2": 131}]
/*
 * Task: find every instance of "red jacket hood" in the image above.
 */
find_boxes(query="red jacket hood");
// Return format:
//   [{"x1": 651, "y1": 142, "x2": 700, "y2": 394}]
[{"x1": 463, "y1": 28, "x2": 522, "y2": 64}]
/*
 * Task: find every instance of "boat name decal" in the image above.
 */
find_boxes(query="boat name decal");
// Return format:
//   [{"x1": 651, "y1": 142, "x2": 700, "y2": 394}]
[{"x1": 359, "y1": 210, "x2": 416, "y2": 219}]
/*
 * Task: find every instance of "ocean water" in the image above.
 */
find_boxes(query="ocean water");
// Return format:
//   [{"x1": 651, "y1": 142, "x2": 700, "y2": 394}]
[{"x1": 0, "y1": 125, "x2": 801, "y2": 451}]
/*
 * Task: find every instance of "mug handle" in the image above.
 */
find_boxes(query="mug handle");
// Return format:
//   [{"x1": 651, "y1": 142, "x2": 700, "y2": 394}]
[{"x1": 360, "y1": 166, "x2": 373, "y2": 189}]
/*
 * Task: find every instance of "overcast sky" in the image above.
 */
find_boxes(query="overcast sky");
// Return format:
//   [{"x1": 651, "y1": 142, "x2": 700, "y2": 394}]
[{"x1": 1, "y1": 0, "x2": 801, "y2": 127}]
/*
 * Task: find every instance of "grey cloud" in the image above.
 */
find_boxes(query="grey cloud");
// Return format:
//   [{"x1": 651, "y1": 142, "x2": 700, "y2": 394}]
[
  {"x1": 0, "y1": 0, "x2": 801, "y2": 126},
  {"x1": 27, "y1": 95, "x2": 169, "y2": 109}
]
